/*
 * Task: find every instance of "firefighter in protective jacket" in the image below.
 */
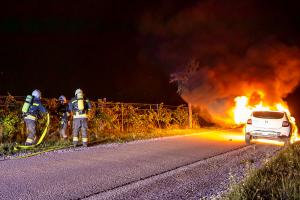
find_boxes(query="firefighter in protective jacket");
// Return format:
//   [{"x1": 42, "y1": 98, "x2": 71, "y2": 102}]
[
  {"x1": 23, "y1": 89, "x2": 47, "y2": 146},
  {"x1": 69, "y1": 89, "x2": 91, "y2": 147},
  {"x1": 57, "y1": 95, "x2": 70, "y2": 140}
]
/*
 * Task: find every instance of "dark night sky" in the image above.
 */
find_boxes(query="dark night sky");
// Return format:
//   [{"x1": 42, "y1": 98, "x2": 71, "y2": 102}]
[
  {"x1": 0, "y1": 0, "x2": 299, "y2": 112},
  {"x1": 0, "y1": 0, "x2": 192, "y2": 104}
]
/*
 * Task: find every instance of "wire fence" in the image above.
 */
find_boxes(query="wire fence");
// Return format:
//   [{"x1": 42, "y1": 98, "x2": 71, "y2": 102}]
[
  {"x1": 95, "y1": 100, "x2": 189, "y2": 130},
  {"x1": 0, "y1": 95, "x2": 190, "y2": 143},
  {"x1": 0, "y1": 95, "x2": 187, "y2": 110}
]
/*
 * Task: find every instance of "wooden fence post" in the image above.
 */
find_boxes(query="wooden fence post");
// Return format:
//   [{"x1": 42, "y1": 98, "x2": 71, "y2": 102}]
[
  {"x1": 121, "y1": 103, "x2": 124, "y2": 132},
  {"x1": 188, "y1": 103, "x2": 192, "y2": 129}
]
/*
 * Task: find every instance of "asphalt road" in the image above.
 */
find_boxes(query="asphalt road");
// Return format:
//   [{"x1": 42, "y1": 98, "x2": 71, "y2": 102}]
[{"x1": 0, "y1": 129, "x2": 252, "y2": 200}]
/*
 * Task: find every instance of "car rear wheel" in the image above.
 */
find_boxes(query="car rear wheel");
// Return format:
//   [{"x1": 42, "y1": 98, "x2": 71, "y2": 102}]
[{"x1": 245, "y1": 134, "x2": 252, "y2": 145}]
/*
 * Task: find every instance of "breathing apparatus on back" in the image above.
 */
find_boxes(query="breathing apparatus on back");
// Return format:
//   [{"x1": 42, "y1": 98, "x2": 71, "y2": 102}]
[
  {"x1": 22, "y1": 95, "x2": 33, "y2": 113},
  {"x1": 75, "y1": 89, "x2": 84, "y2": 111},
  {"x1": 22, "y1": 89, "x2": 41, "y2": 114}
]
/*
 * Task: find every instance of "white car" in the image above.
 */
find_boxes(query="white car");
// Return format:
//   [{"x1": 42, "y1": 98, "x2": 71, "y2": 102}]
[{"x1": 245, "y1": 111, "x2": 295, "y2": 145}]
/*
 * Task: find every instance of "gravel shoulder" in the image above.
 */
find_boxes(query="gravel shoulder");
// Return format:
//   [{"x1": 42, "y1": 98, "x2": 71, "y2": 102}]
[{"x1": 85, "y1": 144, "x2": 281, "y2": 200}]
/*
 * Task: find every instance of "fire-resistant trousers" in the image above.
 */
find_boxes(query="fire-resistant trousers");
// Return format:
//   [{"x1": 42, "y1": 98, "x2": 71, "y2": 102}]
[
  {"x1": 59, "y1": 121, "x2": 68, "y2": 139},
  {"x1": 72, "y1": 118, "x2": 88, "y2": 146},
  {"x1": 24, "y1": 119, "x2": 36, "y2": 144}
]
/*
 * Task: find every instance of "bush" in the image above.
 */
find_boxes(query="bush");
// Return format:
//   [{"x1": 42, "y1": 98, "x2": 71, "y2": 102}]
[
  {"x1": 227, "y1": 142, "x2": 300, "y2": 199},
  {"x1": 0, "y1": 95, "x2": 25, "y2": 143},
  {"x1": 0, "y1": 112, "x2": 22, "y2": 143},
  {"x1": 0, "y1": 95, "x2": 192, "y2": 146}
]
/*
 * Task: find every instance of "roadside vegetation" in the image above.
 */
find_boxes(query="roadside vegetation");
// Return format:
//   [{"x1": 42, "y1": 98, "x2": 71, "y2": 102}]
[
  {"x1": 0, "y1": 95, "x2": 209, "y2": 156},
  {"x1": 226, "y1": 142, "x2": 300, "y2": 199}
]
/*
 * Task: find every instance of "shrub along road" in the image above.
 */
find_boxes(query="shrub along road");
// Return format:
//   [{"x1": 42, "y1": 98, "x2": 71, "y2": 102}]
[{"x1": 0, "y1": 129, "x2": 281, "y2": 199}]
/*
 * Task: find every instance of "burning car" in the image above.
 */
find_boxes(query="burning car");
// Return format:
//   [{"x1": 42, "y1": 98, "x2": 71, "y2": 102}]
[{"x1": 245, "y1": 111, "x2": 296, "y2": 146}]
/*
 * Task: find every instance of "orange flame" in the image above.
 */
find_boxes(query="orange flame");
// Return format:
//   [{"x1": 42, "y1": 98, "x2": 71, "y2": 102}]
[
  {"x1": 232, "y1": 93, "x2": 299, "y2": 143},
  {"x1": 233, "y1": 95, "x2": 291, "y2": 125}
]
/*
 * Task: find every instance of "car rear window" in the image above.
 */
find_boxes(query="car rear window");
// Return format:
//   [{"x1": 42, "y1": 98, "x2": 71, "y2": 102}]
[{"x1": 253, "y1": 111, "x2": 284, "y2": 119}]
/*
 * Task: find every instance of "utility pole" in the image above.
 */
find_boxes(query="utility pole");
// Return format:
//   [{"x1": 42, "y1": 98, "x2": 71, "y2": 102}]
[{"x1": 188, "y1": 103, "x2": 192, "y2": 129}]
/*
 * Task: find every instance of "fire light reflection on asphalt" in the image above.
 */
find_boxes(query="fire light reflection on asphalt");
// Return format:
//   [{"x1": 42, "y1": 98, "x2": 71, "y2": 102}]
[
  {"x1": 194, "y1": 129, "x2": 289, "y2": 146},
  {"x1": 253, "y1": 139, "x2": 284, "y2": 146},
  {"x1": 193, "y1": 130, "x2": 245, "y2": 143}
]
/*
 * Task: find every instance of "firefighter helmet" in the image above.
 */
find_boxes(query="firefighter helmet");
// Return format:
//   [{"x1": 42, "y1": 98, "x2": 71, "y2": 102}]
[
  {"x1": 75, "y1": 89, "x2": 83, "y2": 97},
  {"x1": 58, "y1": 95, "x2": 67, "y2": 103},
  {"x1": 32, "y1": 89, "x2": 41, "y2": 99}
]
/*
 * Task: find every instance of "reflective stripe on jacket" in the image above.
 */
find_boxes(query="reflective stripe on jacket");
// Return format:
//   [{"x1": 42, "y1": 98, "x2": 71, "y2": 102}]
[
  {"x1": 73, "y1": 113, "x2": 88, "y2": 118},
  {"x1": 24, "y1": 115, "x2": 37, "y2": 121}
]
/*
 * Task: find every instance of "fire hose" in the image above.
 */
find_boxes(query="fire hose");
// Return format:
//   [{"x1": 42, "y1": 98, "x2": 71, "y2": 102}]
[{"x1": 14, "y1": 113, "x2": 50, "y2": 150}]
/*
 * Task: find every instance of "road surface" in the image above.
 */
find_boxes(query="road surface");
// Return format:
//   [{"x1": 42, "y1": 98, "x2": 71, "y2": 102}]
[{"x1": 0, "y1": 129, "x2": 280, "y2": 199}]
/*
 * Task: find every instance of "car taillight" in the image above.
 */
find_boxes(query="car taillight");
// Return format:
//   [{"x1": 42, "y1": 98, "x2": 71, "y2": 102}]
[
  {"x1": 247, "y1": 119, "x2": 252, "y2": 125},
  {"x1": 282, "y1": 121, "x2": 290, "y2": 127}
]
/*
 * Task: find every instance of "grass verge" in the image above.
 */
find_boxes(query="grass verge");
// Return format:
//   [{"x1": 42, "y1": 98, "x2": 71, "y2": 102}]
[{"x1": 226, "y1": 142, "x2": 300, "y2": 199}]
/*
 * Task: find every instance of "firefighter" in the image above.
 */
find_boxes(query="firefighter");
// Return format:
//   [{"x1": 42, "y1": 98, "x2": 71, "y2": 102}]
[
  {"x1": 69, "y1": 89, "x2": 91, "y2": 147},
  {"x1": 23, "y1": 89, "x2": 47, "y2": 146},
  {"x1": 57, "y1": 95, "x2": 70, "y2": 140}
]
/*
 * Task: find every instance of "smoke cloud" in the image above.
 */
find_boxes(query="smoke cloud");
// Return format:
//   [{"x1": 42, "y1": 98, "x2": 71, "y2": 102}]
[{"x1": 140, "y1": 0, "x2": 300, "y2": 124}]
